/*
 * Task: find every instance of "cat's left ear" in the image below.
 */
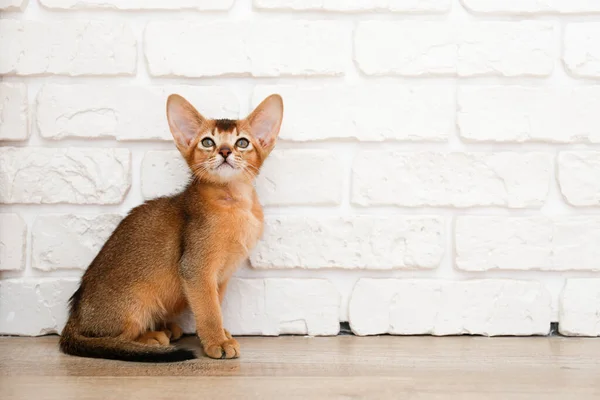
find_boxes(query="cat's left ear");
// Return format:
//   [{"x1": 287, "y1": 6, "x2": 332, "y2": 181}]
[
  {"x1": 246, "y1": 94, "x2": 283, "y2": 151},
  {"x1": 166, "y1": 94, "x2": 206, "y2": 152}
]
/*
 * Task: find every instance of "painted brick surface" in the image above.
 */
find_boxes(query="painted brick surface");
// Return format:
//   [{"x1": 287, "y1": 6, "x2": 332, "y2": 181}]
[
  {"x1": 253, "y1": 85, "x2": 455, "y2": 141},
  {"x1": 559, "y1": 279, "x2": 600, "y2": 336},
  {"x1": 254, "y1": 0, "x2": 450, "y2": 12},
  {"x1": 458, "y1": 86, "x2": 600, "y2": 143},
  {"x1": 456, "y1": 216, "x2": 600, "y2": 271},
  {"x1": 0, "y1": 214, "x2": 27, "y2": 271},
  {"x1": 0, "y1": 20, "x2": 136, "y2": 76},
  {"x1": 36, "y1": 84, "x2": 239, "y2": 141},
  {"x1": 40, "y1": 0, "x2": 233, "y2": 10},
  {"x1": 32, "y1": 214, "x2": 122, "y2": 271},
  {"x1": 558, "y1": 152, "x2": 600, "y2": 206},
  {"x1": 251, "y1": 216, "x2": 445, "y2": 269},
  {"x1": 352, "y1": 152, "x2": 550, "y2": 208},
  {"x1": 564, "y1": 23, "x2": 600, "y2": 78},
  {"x1": 0, "y1": 279, "x2": 79, "y2": 336},
  {"x1": 355, "y1": 21, "x2": 554, "y2": 77},
  {"x1": 0, "y1": 82, "x2": 28, "y2": 141},
  {"x1": 349, "y1": 279, "x2": 551, "y2": 336},
  {"x1": 0, "y1": 148, "x2": 131, "y2": 204},
  {"x1": 462, "y1": 0, "x2": 600, "y2": 14},
  {"x1": 145, "y1": 21, "x2": 351, "y2": 77}
]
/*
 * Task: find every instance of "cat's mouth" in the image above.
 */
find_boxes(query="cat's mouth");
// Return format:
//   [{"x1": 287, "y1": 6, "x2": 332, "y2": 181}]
[{"x1": 216, "y1": 160, "x2": 236, "y2": 170}]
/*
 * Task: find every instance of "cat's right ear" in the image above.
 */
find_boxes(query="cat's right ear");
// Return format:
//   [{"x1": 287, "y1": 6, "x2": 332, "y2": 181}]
[{"x1": 166, "y1": 94, "x2": 205, "y2": 151}]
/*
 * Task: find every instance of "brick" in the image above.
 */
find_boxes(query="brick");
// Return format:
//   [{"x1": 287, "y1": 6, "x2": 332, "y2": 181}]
[
  {"x1": 0, "y1": 147, "x2": 131, "y2": 204},
  {"x1": 145, "y1": 21, "x2": 350, "y2": 77},
  {"x1": 462, "y1": 0, "x2": 600, "y2": 14},
  {"x1": 254, "y1": 0, "x2": 450, "y2": 12},
  {"x1": 141, "y1": 149, "x2": 344, "y2": 206},
  {"x1": 564, "y1": 23, "x2": 600, "y2": 79},
  {"x1": 0, "y1": 0, "x2": 24, "y2": 10},
  {"x1": 32, "y1": 214, "x2": 121, "y2": 271},
  {"x1": 40, "y1": 0, "x2": 233, "y2": 10},
  {"x1": 251, "y1": 216, "x2": 445, "y2": 269},
  {"x1": 221, "y1": 278, "x2": 340, "y2": 336},
  {"x1": 0, "y1": 82, "x2": 28, "y2": 141},
  {"x1": 141, "y1": 151, "x2": 189, "y2": 199},
  {"x1": 559, "y1": 279, "x2": 600, "y2": 336},
  {"x1": 257, "y1": 149, "x2": 344, "y2": 206},
  {"x1": 0, "y1": 20, "x2": 136, "y2": 76},
  {"x1": 253, "y1": 85, "x2": 454, "y2": 142},
  {"x1": 36, "y1": 84, "x2": 238, "y2": 141},
  {"x1": 0, "y1": 214, "x2": 26, "y2": 271},
  {"x1": 0, "y1": 279, "x2": 79, "y2": 336},
  {"x1": 352, "y1": 152, "x2": 550, "y2": 208},
  {"x1": 349, "y1": 279, "x2": 551, "y2": 336},
  {"x1": 456, "y1": 216, "x2": 600, "y2": 271},
  {"x1": 558, "y1": 152, "x2": 600, "y2": 206},
  {"x1": 459, "y1": 86, "x2": 600, "y2": 143},
  {"x1": 355, "y1": 21, "x2": 554, "y2": 77}
]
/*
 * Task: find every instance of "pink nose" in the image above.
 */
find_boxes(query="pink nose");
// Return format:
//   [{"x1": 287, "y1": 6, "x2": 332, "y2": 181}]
[{"x1": 219, "y1": 146, "x2": 232, "y2": 158}]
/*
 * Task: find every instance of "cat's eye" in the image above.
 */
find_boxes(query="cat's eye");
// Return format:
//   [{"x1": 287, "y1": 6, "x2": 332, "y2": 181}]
[
  {"x1": 236, "y1": 138, "x2": 250, "y2": 149},
  {"x1": 200, "y1": 137, "x2": 215, "y2": 148}
]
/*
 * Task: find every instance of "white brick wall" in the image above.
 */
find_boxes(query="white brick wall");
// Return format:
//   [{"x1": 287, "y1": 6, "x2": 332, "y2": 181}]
[
  {"x1": 0, "y1": 148, "x2": 131, "y2": 204},
  {"x1": 1, "y1": 0, "x2": 599, "y2": 337},
  {"x1": 251, "y1": 216, "x2": 445, "y2": 269},
  {"x1": 456, "y1": 217, "x2": 600, "y2": 271},
  {"x1": 0, "y1": 0, "x2": 24, "y2": 11},
  {"x1": 349, "y1": 279, "x2": 551, "y2": 336},
  {"x1": 462, "y1": 0, "x2": 600, "y2": 14},
  {"x1": 0, "y1": 82, "x2": 28, "y2": 141},
  {"x1": 36, "y1": 85, "x2": 239, "y2": 141},
  {"x1": 0, "y1": 20, "x2": 136, "y2": 76},
  {"x1": 32, "y1": 214, "x2": 122, "y2": 271},
  {"x1": 564, "y1": 24, "x2": 600, "y2": 78},
  {"x1": 458, "y1": 86, "x2": 600, "y2": 143},
  {"x1": 254, "y1": 0, "x2": 451, "y2": 12},
  {"x1": 352, "y1": 152, "x2": 551, "y2": 208},
  {"x1": 355, "y1": 21, "x2": 554, "y2": 77},
  {"x1": 253, "y1": 85, "x2": 455, "y2": 141},
  {"x1": 559, "y1": 279, "x2": 600, "y2": 336},
  {"x1": 40, "y1": 0, "x2": 234, "y2": 10},
  {"x1": 0, "y1": 214, "x2": 27, "y2": 271},
  {"x1": 145, "y1": 21, "x2": 351, "y2": 77},
  {"x1": 558, "y1": 152, "x2": 600, "y2": 206}
]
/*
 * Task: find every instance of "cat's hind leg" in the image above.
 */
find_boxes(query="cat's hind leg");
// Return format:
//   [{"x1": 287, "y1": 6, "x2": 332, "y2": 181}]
[
  {"x1": 136, "y1": 330, "x2": 171, "y2": 346},
  {"x1": 163, "y1": 322, "x2": 184, "y2": 342}
]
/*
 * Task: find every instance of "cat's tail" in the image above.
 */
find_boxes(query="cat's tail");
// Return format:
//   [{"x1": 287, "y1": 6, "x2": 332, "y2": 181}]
[{"x1": 59, "y1": 318, "x2": 196, "y2": 363}]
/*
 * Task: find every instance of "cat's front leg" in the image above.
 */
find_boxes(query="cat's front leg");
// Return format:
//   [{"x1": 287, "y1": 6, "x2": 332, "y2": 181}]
[
  {"x1": 218, "y1": 279, "x2": 234, "y2": 340},
  {"x1": 182, "y1": 275, "x2": 240, "y2": 359}
]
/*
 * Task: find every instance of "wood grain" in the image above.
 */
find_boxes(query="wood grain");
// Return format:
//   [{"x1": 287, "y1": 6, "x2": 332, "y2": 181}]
[{"x1": 1, "y1": 336, "x2": 599, "y2": 399}]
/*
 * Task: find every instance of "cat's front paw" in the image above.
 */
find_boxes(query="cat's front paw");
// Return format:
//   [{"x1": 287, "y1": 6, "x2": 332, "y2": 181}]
[{"x1": 204, "y1": 338, "x2": 240, "y2": 359}]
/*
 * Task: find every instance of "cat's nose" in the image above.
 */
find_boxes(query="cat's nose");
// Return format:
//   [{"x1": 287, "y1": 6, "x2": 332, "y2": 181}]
[{"x1": 219, "y1": 146, "x2": 232, "y2": 159}]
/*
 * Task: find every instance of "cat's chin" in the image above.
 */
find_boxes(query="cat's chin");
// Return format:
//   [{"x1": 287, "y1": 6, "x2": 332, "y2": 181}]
[{"x1": 211, "y1": 164, "x2": 243, "y2": 181}]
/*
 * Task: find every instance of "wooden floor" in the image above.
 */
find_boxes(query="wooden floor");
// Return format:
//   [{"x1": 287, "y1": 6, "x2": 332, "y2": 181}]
[{"x1": 1, "y1": 335, "x2": 599, "y2": 399}]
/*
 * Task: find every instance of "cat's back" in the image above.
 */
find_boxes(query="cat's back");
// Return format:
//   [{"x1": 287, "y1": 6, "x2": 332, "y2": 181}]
[{"x1": 84, "y1": 194, "x2": 187, "y2": 280}]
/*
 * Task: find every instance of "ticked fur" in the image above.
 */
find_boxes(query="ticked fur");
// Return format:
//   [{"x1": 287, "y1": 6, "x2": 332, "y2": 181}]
[{"x1": 59, "y1": 94, "x2": 284, "y2": 362}]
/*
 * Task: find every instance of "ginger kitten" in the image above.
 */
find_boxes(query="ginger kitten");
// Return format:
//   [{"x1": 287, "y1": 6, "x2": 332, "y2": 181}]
[{"x1": 59, "y1": 94, "x2": 284, "y2": 362}]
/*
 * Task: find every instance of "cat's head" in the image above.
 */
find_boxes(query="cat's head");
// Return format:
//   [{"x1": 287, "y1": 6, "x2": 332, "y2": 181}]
[{"x1": 166, "y1": 94, "x2": 283, "y2": 184}]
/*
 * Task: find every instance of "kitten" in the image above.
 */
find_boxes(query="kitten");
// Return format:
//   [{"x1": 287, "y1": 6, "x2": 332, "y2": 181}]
[{"x1": 59, "y1": 94, "x2": 283, "y2": 362}]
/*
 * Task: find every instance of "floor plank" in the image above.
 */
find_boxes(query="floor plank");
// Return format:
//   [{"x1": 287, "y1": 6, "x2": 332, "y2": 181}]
[{"x1": 1, "y1": 336, "x2": 599, "y2": 399}]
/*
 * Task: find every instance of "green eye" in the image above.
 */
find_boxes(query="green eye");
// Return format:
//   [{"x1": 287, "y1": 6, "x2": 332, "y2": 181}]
[
  {"x1": 236, "y1": 138, "x2": 250, "y2": 149},
  {"x1": 201, "y1": 137, "x2": 215, "y2": 148}
]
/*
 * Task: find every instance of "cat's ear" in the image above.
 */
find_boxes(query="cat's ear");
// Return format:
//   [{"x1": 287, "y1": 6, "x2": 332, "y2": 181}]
[
  {"x1": 166, "y1": 94, "x2": 205, "y2": 151},
  {"x1": 246, "y1": 94, "x2": 283, "y2": 151}
]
